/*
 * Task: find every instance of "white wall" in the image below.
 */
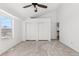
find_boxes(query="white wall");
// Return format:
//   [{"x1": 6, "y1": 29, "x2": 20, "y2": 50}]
[
  {"x1": 37, "y1": 11, "x2": 57, "y2": 39},
  {"x1": 57, "y1": 3, "x2": 79, "y2": 52},
  {"x1": 0, "y1": 9, "x2": 23, "y2": 54}
]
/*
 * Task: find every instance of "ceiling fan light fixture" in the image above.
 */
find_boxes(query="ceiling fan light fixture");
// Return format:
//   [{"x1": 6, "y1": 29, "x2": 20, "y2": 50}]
[
  {"x1": 35, "y1": 9, "x2": 37, "y2": 12},
  {"x1": 23, "y1": 3, "x2": 47, "y2": 12},
  {"x1": 34, "y1": 7, "x2": 37, "y2": 12}
]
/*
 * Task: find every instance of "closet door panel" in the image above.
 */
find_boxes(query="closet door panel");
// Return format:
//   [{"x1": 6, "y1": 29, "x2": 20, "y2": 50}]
[
  {"x1": 39, "y1": 22, "x2": 50, "y2": 41},
  {"x1": 26, "y1": 23, "x2": 38, "y2": 40}
]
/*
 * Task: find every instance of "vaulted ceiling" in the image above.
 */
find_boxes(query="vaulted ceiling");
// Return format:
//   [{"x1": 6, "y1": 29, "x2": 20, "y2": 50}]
[{"x1": 0, "y1": 3, "x2": 60, "y2": 20}]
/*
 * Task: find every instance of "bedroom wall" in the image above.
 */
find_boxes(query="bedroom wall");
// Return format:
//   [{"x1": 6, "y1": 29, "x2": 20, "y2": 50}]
[{"x1": 57, "y1": 3, "x2": 79, "y2": 52}]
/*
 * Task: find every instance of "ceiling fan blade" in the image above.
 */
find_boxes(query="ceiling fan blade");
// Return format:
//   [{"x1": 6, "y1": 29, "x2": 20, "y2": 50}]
[
  {"x1": 23, "y1": 5, "x2": 32, "y2": 8},
  {"x1": 37, "y1": 4, "x2": 47, "y2": 8}
]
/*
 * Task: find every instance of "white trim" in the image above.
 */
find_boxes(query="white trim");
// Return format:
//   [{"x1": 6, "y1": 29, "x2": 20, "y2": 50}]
[
  {"x1": 12, "y1": 19, "x2": 14, "y2": 40},
  {"x1": 0, "y1": 21, "x2": 1, "y2": 40},
  {"x1": 0, "y1": 9, "x2": 21, "y2": 21},
  {"x1": 22, "y1": 21, "x2": 26, "y2": 41}
]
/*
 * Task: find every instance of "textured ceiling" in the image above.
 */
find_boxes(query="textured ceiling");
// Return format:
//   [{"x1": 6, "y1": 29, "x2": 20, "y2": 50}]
[{"x1": 0, "y1": 3, "x2": 60, "y2": 20}]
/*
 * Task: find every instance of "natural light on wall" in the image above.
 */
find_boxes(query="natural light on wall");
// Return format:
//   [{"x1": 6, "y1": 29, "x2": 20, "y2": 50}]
[{"x1": 0, "y1": 16, "x2": 12, "y2": 40}]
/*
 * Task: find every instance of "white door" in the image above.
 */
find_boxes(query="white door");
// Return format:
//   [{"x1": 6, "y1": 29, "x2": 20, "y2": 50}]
[
  {"x1": 25, "y1": 22, "x2": 38, "y2": 40},
  {"x1": 38, "y1": 22, "x2": 51, "y2": 41}
]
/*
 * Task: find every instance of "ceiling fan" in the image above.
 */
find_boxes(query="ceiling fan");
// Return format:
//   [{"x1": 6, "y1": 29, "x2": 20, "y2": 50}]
[{"x1": 23, "y1": 3, "x2": 47, "y2": 12}]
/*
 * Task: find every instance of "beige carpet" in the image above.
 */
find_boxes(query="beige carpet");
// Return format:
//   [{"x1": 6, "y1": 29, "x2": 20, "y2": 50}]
[{"x1": 1, "y1": 40, "x2": 79, "y2": 56}]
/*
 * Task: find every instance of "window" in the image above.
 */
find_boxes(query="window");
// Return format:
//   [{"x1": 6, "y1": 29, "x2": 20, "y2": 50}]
[{"x1": 0, "y1": 16, "x2": 12, "y2": 39}]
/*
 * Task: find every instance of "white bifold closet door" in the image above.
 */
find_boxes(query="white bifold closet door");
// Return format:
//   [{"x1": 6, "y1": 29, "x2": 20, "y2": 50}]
[
  {"x1": 25, "y1": 22, "x2": 38, "y2": 40},
  {"x1": 25, "y1": 19, "x2": 51, "y2": 41},
  {"x1": 38, "y1": 22, "x2": 50, "y2": 41}
]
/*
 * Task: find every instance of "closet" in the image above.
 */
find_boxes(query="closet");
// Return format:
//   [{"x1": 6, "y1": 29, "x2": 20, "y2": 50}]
[{"x1": 24, "y1": 18, "x2": 51, "y2": 41}]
